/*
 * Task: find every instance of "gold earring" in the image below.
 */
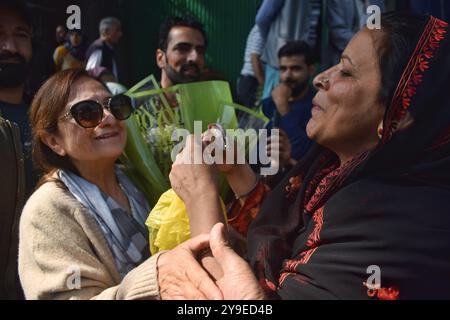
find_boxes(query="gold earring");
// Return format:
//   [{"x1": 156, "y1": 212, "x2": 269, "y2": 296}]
[{"x1": 377, "y1": 121, "x2": 384, "y2": 140}]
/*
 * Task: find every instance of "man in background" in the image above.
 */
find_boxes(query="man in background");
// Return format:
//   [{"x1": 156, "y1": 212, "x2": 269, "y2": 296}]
[
  {"x1": 236, "y1": 25, "x2": 265, "y2": 109},
  {"x1": 262, "y1": 41, "x2": 316, "y2": 165},
  {"x1": 323, "y1": 0, "x2": 386, "y2": 69},
  {"x1": 0, "y1": 0, "x2": 32, "y2": 299},
  {"x1": 256, "y1": 0, "x2": 322, "y2": 99},
  {"x1": 156, "y1": 16, "x2": 207, "y2": 89},
  {"x1": 0, "y1": 0, "x2": 35, "y2": 196},
  {"x1": 86, "y1": 17, "x2": 123, "y2": 81}
]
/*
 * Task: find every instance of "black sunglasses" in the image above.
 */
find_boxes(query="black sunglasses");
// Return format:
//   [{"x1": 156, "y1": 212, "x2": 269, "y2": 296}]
[{"x1": 60, "y1": 94, "x2": 133, "y2": 128}]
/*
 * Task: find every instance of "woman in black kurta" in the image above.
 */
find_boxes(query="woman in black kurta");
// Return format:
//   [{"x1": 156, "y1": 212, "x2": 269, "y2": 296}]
[
  {"x1": 166, "y1": 12, "x2": 450, "y2": 300},
  {"x1": 244, "y1": 13, "x2": 450, "y2": 300}
]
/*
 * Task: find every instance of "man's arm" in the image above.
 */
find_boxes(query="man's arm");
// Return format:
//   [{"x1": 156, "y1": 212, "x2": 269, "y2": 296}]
[
  {"x1": 249, "y1": 25, "x2": 266, "y2": 86},
  {"x1": 251, "y1": 54, "x2": 265, "y2": 86},
  {"x1": 271, "y1": 83, "x2": 292, "y2": 116},
  {"x1": 85, "y1": 49, "x2": 103, "y2": 71},
  {"x1": 256, "y1": 0, "x2": 285, "y2": 39}
]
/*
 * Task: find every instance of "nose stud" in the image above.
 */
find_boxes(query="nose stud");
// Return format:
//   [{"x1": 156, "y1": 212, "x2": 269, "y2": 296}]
[
  {"x1": 319, "y1": 78, "x2": 330, "y2": 87},
  {"x1": 317, "y1": 78, "x2": 330, "y2": 90}
]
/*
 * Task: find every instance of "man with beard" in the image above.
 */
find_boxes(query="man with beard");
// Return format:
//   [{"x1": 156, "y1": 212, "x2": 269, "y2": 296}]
[
  {"x1": 0, "y1": 1, "x2": 34, "y2": 192},
  {"x1": 262, "y1": 41, "x2": 316, "y2": 165},
  {"x1": 0, "y1": 0, "x2": 32, "y2": 299},
  {"x1": 156, "y1": 16, "x2": 207, "y2": 89}
]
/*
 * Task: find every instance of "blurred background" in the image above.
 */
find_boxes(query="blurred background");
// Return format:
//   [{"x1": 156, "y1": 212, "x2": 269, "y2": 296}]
[
  {"x1": 22, "y1": 0, "x2": 450, "y2": 97},
  {"x1": 26, "y1": 0, "x2": 262, "y2": 91}
]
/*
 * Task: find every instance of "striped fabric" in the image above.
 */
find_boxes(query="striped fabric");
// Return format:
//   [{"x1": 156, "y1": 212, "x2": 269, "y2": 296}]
[
  {"x1": 241, "y1": 25, "x2": 265, "y2": 76},
  {"x1": 59, "y1": 167, "x2": 151, "y2": 279}
]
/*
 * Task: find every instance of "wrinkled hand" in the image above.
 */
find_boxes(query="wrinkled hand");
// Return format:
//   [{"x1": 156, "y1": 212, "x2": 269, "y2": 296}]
[
  {"x1": 210, "y1": 223, "x2": 266, "y2": 300},
  {"x1": 158, "y1": 233, "x2": 223, "y2": 300},
  {"x1": 267, "y1": 129, "x2": 294, "y2": 169},
  {"x1": 271, "y1": 83, "x2": 291, "y2": 116},
  {"x1": 169, "y1": 134, "x2": 218, "y2": 206}
]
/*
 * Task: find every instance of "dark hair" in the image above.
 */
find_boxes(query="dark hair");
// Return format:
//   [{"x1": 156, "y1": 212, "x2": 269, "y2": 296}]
[
  {"x1": 29, "y1": 69, "x2": 108, "y2": 187},
  {"x1": 375, "y1": 12, "x2": 429, "y2": 107},
  {"x1": 278, "y1": 41, "x2": 315, "y2": 65},
  {"x1": 0, "y1": 0, "x2": 32, "y2": 28},
  {"x1": 68, "y1": 29, "x2": 83, "y2": 36},
  {"x1": 158, "y1": 16, "x2": 208, "y2": 51}
]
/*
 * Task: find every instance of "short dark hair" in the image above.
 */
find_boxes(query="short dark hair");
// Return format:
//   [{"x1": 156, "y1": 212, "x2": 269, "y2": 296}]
[
  {"x1": 158, "y1": 16, "x2": 207, "y2": 51},
  {"x1": 0, "y1": 0, "x2": 32, "y2": 28},
  {"x1": 278, "y1": 41, "x2": 315, "y2": 65}
]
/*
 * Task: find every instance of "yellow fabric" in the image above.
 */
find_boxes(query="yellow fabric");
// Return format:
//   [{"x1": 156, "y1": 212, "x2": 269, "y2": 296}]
[
  {"x1": 53, "y1": 45, "x2": 84, "y2": 71},
  {"x1": 146, "y1": 189, "x2": 227, "y2": 255}
]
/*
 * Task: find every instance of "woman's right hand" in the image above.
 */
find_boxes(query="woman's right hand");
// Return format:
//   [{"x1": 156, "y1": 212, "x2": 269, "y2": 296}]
[
  {"x1": 169, "y1": 134, "x2": 218, "y2": 207},
  {"x1": 201, "y1": 124, "x2": 241, "y2": 175},
  {"x1": 157, "y1": 223, "x2": 265, "y2": 300},
  {"x1": 170, "y1": 134, "x2": 224, "y2": 237},
  {"x1": 267, "y1": 129, "x2": 297, "y2": 169},
  {"x1": 201, "y1": 126, "x2": 257, "y2": 201},
  {"x1": 157, "y1": 233, "x2": 223, "y2": 300}
]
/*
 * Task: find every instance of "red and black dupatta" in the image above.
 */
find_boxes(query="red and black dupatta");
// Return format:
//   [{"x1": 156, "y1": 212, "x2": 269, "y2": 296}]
[{"x1": 247, "y1": 16, "x2": 450, "y2": 300}]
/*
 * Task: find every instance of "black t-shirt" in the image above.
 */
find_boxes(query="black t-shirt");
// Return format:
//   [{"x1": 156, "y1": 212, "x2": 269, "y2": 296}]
[{"x1": 0, "y1": 100, "x2": 37, "y2": 197}]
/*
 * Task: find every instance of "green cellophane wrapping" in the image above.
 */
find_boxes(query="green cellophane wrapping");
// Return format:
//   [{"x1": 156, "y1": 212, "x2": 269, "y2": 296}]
[{"x1": 122, "y1": 75, "x2": 268, "y2": 206}]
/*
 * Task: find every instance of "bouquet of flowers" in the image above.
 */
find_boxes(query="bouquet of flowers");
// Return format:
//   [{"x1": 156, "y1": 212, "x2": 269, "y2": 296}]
[{"x1": 121, "y1": 75, "x2": 268, "y2": 207}]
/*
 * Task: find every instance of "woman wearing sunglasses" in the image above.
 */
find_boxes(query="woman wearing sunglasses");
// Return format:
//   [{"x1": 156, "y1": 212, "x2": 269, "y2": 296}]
[{"x1": 17, "y1": 69, "x2": 168, "y2": 299}]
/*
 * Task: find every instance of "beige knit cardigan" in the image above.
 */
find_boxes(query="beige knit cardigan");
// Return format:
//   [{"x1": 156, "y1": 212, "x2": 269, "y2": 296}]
[{"x1": 18, "y1": 181, "x2": 163, "y2": 300}]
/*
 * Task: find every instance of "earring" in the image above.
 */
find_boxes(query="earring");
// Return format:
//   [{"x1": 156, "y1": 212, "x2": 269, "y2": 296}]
[{"x1": 377, "y1": 121, "x2": 384, "y2": 140}]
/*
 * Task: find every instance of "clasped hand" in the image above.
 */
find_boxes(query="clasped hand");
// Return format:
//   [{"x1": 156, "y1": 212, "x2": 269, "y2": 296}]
[{"x1": 157, "y1": 223, "x2": 266, "y2": 300}]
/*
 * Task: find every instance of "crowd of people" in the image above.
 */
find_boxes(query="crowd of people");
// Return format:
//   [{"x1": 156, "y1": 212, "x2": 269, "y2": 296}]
[{"x1": 1, "y1": 0, "x2": 450, "y2": 300}]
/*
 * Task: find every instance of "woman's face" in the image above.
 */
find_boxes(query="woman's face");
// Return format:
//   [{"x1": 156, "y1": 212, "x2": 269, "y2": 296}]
[
  {"x1": 69, "y1": 32, "x2": 82, "y2": 47},
  {"x1": 52, "y1": 77, "x2": 127, "y2": 167},
  {"x1": 307, "y1": 29, "x2": 385, "y2": 161}
]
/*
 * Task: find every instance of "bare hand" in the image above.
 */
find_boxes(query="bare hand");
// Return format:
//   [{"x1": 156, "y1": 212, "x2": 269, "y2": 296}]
[
  {"x1": 169, "y1": 134, "x2": 218, "y2": 206},
  {"x1": 170, "y1": 134, "x2": 224, "y2": 238},
  {"x1": 267, "y1": 129, "x2": 293, "y2": 168},
  {"x1": 201, "y1": 124, "x2": 243, "y2": 175},
  {"x1": 158, "y1": 233, "x2": 223, "y2": 300},
  {"x1": 271, "y1": 83, "x2": 291, "y2": 116},
  {"x1": 210, "y1": 223, "x2": 266, "y2": 300}
]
